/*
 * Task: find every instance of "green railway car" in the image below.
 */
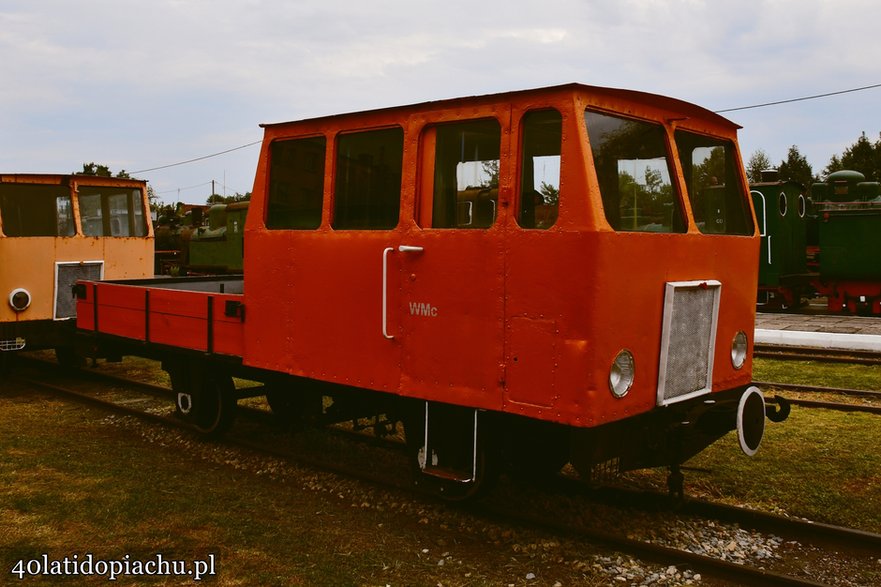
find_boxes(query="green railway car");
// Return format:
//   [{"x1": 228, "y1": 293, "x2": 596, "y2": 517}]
[
  {"x1": 811, "y1": 170, "x2": 881, "y2": 313},
  {"x1": 187, "y1": 201, "x2": 248, "y2": 273},
  {"x1": 750, "y1": 174, "x2": 811, "y2": 309}
]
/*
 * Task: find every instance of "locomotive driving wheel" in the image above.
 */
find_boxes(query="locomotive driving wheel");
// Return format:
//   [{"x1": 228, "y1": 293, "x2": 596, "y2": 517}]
[{"x1": 168, "y1": 361, "x2": 236, "y2": 436}]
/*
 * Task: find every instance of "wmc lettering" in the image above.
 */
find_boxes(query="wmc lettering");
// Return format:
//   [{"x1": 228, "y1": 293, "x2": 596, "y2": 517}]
[
  {"x1": 408, "y1": 302, "x2": 438, "y2": 317},
  {"x1": 9, "y1": 553, "x2": 216, "y2": 582}
]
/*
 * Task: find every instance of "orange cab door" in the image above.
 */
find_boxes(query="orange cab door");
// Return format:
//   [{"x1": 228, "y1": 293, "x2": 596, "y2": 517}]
[{"x1": 390, "y1": 115, "x2": 509, "y2": 408}]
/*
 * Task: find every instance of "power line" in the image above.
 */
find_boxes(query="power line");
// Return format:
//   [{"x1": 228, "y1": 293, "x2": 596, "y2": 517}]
[
  {"x1": 138, "y1": 82, "x2": 881, "y2": 193},
  {"x1": 155, "y1": 181, "x2": 213, "y2": 196},
  {"x1": 715, "y1": 82, "x2": 881, "y2": 113},
  {"x1": 131, "y1": 140, "x2": 261, "y2": 174}
]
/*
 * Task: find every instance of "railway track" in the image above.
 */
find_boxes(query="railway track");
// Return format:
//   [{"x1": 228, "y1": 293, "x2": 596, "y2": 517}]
[
  {"x1": 758, "y1": 381, "x2": 881, "y2": 414},
  {"x1": 754, "y1": 343, "x2": 881, "y2": 365},
  {"x1": 9, "y1": 363, "x2": 879, "y2": 587}
]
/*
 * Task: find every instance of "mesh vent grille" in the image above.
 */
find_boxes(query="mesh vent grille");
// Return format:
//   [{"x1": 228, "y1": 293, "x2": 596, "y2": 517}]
[
  {"x1": 55, "y1": 262, "x2": 102, "y2": 319},
  {"x1": 657, "y1": 281, "x2": 720, "y2": 405}
]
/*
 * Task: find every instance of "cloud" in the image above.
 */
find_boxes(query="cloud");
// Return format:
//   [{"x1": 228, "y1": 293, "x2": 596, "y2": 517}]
[{"x1": 2, "y1": 0, "x2": 881, "y2": 200}]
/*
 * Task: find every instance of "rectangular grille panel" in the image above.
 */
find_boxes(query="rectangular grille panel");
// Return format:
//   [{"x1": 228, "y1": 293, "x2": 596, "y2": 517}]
[
  {"x1": 657, "y1": 280, "x2": 720, "y2": 405},
  {"x1": 55, "y1": 261, "x2": 103, "y2": 320}
]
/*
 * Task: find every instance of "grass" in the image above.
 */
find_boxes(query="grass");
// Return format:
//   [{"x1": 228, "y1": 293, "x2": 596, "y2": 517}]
[
  {"x1": 684, "y1": 408, "x2": 881, "y2": 531},
  {"x1": 753, "y1": 357, "x2": 881, "y2": 390}
]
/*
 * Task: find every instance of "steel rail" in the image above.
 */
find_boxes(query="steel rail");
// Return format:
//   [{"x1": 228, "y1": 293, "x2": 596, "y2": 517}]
[
  {"x1": 755, "y1": 381, "x2": 881, "y2": 414},
  {"x1": 566, "y1": 483, "x2": 881, "y2": 552},
  {"x1": 782, "y1": 398, "x2": 881, "y2": 414},
  {"x1": 754, "y1": 344, "x2": 881, "y2": 365},
  {"x1": 755, "y1": 380, "x2": 881, "y2": 399},
  {"x1": 478, "y1": 506, "x2": 830, "y2": 587}
]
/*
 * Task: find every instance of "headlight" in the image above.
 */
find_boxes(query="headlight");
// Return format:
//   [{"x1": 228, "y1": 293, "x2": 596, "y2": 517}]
[
  {"x1": 9, "y1": 288, "x2": 31, "y2": 312},
  {"x1": 609, "y1": 349, "x2": 634, "y2": 398},
  {"x1": 731, "y1": 331, "x2": 748, "y2": 369}
]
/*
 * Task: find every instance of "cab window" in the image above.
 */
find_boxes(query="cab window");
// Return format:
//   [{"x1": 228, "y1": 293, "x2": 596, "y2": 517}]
[
  {"x1": 674, "y1": 131, "x2": 754, "y2": 235},
  {"x1": 0, "y1": 183, "x2": 74, "y2": 237},
  {"x1": 585, "y1": 110, "x2": 685, "y2": 233},
  {"x1": 429, "y1": 119, "x2": 501, "y2": 229},
  {"x1": 332, "y1": 127, "x2": 403, "y2": 230},
  {"x1": 267, "y1": 136, "x2": 326, "y2": 229},
  {"x1": 78, "y1": 186, "x2": 147, "y2": 237},
  {"x1": 519, "y1": 109, "x2": 561, "y2": 229}
]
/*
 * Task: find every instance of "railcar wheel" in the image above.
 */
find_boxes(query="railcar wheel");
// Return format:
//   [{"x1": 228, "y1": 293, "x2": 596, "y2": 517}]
[{"x1": 170, "y1": 364, "x2": 236, "y2": 436}]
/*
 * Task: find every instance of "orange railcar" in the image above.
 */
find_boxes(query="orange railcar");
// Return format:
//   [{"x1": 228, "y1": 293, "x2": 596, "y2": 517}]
[
  {"x1": 76, "y1": 84, "x2": 788, "y2": 497},
  {"x1": 1, "y1": 174, "x2": 153, "y2": 360}
]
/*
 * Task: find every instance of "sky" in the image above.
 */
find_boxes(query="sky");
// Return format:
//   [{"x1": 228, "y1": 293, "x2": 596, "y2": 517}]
[{"x1": 3, "y1": 0, "x2": 881, "y2": 205}]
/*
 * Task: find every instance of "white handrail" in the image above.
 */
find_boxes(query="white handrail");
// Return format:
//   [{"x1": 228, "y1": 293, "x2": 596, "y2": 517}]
[
  {"x1": 382, "y1": 245, "x2": 424, "y2": 339},
  {"x1": 382, "y1": 247, "x2": 395, "y2": 339}
]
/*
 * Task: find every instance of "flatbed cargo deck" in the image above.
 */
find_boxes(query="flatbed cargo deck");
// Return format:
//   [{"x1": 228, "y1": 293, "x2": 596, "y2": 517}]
[{"x1": 76, "y1": 276, "x2": 245, "y2": 359}]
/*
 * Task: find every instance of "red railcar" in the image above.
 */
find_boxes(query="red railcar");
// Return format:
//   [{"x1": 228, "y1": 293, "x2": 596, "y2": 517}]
[{"x1": 76, "y1": 84, "x2": 788, "y2": 498}]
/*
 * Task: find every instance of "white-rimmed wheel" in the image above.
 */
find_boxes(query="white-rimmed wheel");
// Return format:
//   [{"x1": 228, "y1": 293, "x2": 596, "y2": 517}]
[
  {"x1": 737, "y1": 386, "x2": 766, "y2": 456},
  {"x1": 169, "y1": 362, "x2": 236, "y2": 436}
]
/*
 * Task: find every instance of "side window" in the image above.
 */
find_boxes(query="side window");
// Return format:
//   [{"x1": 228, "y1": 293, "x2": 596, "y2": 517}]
[
  {"x1": 78, "y1": 191, "x2": 103, "y2": 236},
  {"x1": 108, "y1": 193, "x2": 131, "y2": 236},
  {"x1": 0, "y1": 183, "x2": 74, "y2": 237},
  {"x1": 674, "y1": 131, "x2": 754, "y2": 235},
  {"x1": 585, "y1": 110, "x2": 685, "y2": 233},
  {"x1": 267, "y1": 136, "x2": 326, "y2": 229},
  {"x1": 519, "y1": 110, "x2": 561, "y2": 229},
  {"x1": 332, "y1": 127, "x2": 403, "y2": 230},
  {"x1": 131, "y1": 190, "x2": 147, "y2": 236},
  {"x1": 430, "y1": 119, "x2": 500, "y2": 229},
  {"x1": 78, "y1": 187, "x2": 147, "y2": 237}
]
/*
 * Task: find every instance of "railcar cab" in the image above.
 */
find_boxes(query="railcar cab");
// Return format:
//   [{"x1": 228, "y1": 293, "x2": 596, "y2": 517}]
[
  {"x1": 234, "y1": 84, "x2": 783, "y2": 497},
  {"x1": 0, "y1": 174, "x2": 153, "y2": 360}
]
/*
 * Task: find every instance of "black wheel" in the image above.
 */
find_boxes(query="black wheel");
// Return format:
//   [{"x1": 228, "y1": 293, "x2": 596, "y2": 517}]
[{"x1": 170, "y1": 363, "x2": 236, "y2": 436}]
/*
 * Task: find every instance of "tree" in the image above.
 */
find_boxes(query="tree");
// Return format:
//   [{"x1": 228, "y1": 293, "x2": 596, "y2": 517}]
[
  {"x1": 746, "y1": 150, "x2": 772, "y2": 183},
  {"x1": 79, "y1": 162, "x2": 131, "y2": 178},
  {"x1": 777, "y1": 146, "x2": 815, "y2": 188},
  {"x1": 206, "y1": 192, "x2": 251, "y2": 204},
  {"x1": 538, "y1": 181, "x2": 559, "y2": 206},
  {"x1": 824, "y1": 131, "x2": 881, "y2": 182},
  {"x1": 77, "y1": 162, "x2": 161, "y2": 212}
]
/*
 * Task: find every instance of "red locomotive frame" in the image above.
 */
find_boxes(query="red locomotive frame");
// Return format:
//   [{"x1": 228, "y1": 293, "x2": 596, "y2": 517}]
[{"x1": 76, "y1": 84, "x2": 788, "y2": 498}]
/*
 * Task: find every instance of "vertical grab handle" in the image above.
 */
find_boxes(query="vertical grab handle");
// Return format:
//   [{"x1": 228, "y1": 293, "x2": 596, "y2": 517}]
[
  {"x1": 382, "y1": 247, "x2": 395, "y2": 339},
  {"x1": 382, "y1": 245, "x2": 424, "y2": 340}
]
